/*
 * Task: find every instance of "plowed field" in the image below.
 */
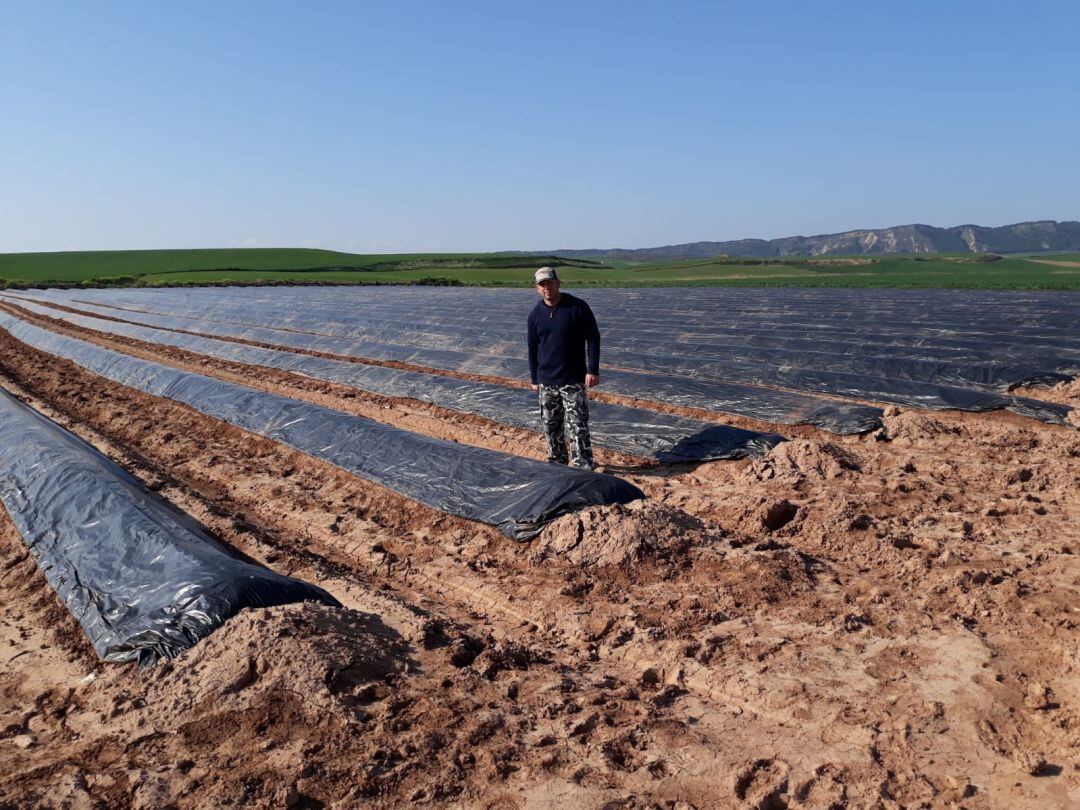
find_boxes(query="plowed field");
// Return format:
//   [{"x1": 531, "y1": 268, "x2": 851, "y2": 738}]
[{"x1": 1, "y1": 293, "x2": 1078, "y2": 809}]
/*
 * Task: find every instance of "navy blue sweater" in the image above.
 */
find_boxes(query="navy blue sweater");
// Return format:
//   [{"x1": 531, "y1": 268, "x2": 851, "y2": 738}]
[{"x1": 527, "y1": 293, "x2": 601, "y2": 386}]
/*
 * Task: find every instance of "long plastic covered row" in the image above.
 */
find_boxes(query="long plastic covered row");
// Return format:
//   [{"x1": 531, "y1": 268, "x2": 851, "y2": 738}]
[
  {"x1": 4, "y1": 297, "x2": 784, "y2": 463},
  {"x1": 9, "y1": 293, "x2": 885, "y2": 435},
  {"x1": 0, "y1": 387, "x2": 338, "y2": 665},
  {"x1": 0, "y1": 312, "x2": 644, "y2": 540}
]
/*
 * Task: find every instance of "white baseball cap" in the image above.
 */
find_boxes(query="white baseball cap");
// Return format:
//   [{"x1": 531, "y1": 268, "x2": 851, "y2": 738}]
[{"x1": 534, "y1": 267, "x2": 558, "y2": 283}]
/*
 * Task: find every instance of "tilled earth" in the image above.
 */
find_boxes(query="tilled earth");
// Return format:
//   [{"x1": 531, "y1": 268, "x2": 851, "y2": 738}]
[{"x1": 0, "y1": 307, "x2": 1078, "y2": 809}]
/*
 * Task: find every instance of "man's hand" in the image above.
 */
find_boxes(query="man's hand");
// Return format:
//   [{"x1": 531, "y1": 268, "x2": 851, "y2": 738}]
[
  {"x1": 531, "y1": 383, "x2": 540, "y2": 392},
  {"x1": 585, "y1": 374, "x2": 600, "y2": 388}
]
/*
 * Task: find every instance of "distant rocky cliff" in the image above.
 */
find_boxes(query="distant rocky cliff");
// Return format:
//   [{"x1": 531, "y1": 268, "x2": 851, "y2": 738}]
[{"x1": 550, "y1": 220, "x2": 1080, "y2": 261}]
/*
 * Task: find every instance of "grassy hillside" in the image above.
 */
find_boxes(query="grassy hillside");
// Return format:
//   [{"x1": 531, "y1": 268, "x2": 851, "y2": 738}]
[
  {"x1": 1, "y1": 248, "x2": 1079, "y2": 290},
  {"x1": 0, "y1": 248, "x2": 595, "y2": 284},
  {"x1": 0, "y1": 248, "x2": 367, "y2": 282}
]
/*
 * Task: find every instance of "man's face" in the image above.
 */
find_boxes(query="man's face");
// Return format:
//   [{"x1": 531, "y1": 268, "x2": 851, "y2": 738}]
[{"x1": 536, "y1": 278, "x2": 560, "y2": 306}]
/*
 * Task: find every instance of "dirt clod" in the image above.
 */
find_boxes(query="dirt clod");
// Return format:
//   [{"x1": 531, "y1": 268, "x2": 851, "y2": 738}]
[{"x1": 532, "y1": 501, "x2": 710, "y2": 567}]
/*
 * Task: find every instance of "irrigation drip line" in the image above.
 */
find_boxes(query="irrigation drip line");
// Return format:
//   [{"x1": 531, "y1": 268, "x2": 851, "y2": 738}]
[
  {"x1": 0, "y1": 387, "x2": 338, "y2": 665},
  {"x1": 0, "y1": 312, "x2": 644, "y2": 540}
]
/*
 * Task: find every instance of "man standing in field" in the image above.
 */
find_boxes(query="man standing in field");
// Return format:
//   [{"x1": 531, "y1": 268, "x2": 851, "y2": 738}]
[{"x1": 527, "y1": 267, "x2": 601, "y2": 471}]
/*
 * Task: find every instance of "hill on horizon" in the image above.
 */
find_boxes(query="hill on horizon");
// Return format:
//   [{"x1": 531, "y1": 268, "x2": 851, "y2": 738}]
[{"x1": 545, "y1": 219, "x2": 1080, "y2": 262}]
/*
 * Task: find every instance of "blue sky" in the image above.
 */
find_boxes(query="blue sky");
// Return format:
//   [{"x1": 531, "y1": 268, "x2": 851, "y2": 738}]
[{"x1": 1, "y1": 1, "x2": 1077, "y2": 253}]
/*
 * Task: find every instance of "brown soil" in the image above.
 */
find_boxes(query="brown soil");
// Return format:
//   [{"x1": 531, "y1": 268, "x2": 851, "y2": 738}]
[{"x1": 1, "y1": 313, "x2": 1079, "y2": 809}]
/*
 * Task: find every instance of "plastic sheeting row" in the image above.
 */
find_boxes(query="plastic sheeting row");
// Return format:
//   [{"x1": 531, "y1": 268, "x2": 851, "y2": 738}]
[
  {"x1": 87, "y1": 286, "x2": 1080, "y2": 360},
  {"x1": 0, "y1": 312, "x2": 644, "y2": 540},
  {"x1": 45, "y1": 286, "x2": 1077, "y2": 425},
  {"x1": 145, "y1": 288, "x2": 1073, "y2": 422},
  {"x1": 8, "y1": 293, "x2": 885, "y2": 435},
  {"x1": 103, "y1": 289, "x2": 1078, "y2": 391},
  {"x1": 0, "y1": 387, "x2": 338, "y2": 665},
  {"x1": 5, "y1": 297, "x2": 784, "y2": 463}
]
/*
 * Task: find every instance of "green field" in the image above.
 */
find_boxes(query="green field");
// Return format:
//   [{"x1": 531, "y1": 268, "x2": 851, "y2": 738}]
[
  {"x1": 1, "y1": 248, "x2": 1079, "y2": 290},
  {"x1": 0, "y1": 249, "x2": 591, "y2": 284},
  {"x1": 1015, "y1": 252, "x2": 1080, "y2": 263}
]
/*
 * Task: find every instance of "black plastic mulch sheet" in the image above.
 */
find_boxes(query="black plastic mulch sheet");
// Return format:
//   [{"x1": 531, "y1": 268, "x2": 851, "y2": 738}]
[
  {"x1": 40, "y1": 285, "x2": 1077, "y2": 426},
  {"x1": 9, "y1": 294, "x2": 884, "y2": 435},
  {"x1": 41, "y1": 286, "x2": 1077, "y2": 356},
  {"x1": 0, "y1": 313, "x2": 644, "y2": 539},
  {"x1": 0, "y1": 387, "x2": 338, "y2": 665},
  {"x1": 6, "y1": 298, "x2": 784, "y2": 462},
  {"x1": 85, "y1": 288, "x2": 1077, "y2": 423}
]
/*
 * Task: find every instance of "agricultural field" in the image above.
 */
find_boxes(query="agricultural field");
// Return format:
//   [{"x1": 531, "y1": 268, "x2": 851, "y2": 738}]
[
  {"x1": 1019, "y1": 254, "x2": 1080, "y2": 267},
  {"x1": 3, "y1": 248, "x2": 1080, "y2": 290},
  {"x1": 0, "y1": 285, "x2": 1078, "y2": 807},
  {"x1": 0, "y1": 249, "x2": 602, "y2": 288}
]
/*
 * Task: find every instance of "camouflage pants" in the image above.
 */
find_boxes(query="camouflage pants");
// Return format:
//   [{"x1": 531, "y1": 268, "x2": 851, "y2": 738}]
[{"x1": 538, "y1": 383, "x2": 594, "y2": 469}]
